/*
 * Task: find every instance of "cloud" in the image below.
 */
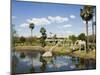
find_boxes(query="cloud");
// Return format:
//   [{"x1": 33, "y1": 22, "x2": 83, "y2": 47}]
[
  {"x1": 20, "y1": 23, "x2": 28, "y2": 27},
  {"x1": 63, "y1": 24, "x2": 72, "y2": 28},
  {"x1": 12, "y1": 16, "x2": 16, "y2": 19},
  {"x1": 83, "y1": 21, "x2": 92, "y2": 24},
  {"x1": 20, "y1": 16, "x2": 69, "y2": 28},
  {"x1": 17, "y1": 28, "x2": 22, "y2": 32},
  {"x1": 70, "y1": 15, "x2": 76, "y2": 19},
  {"x1": 58, "y1": 24, "x2": 72, "y2": 29},
  {"x1": 48, "y1": 16, "x2": 69, "y2": 23},
  {"x1": 55, "y1": 30, "x2": 73, "y2": 37},
  {"x1": 66, "y1": 31, "x2": 73, "y2": 34},
  {"x1": 65, "y1": 31, "x2": 74, "y2": 37},
  {"x1": 27, "y1": 18, "x2": 51, "y2": 26}
]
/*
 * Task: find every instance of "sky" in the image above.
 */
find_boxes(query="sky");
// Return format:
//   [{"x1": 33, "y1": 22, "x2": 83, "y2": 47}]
[{"x1": 12, "y1": 0, "x2": 95, "y2": 37}]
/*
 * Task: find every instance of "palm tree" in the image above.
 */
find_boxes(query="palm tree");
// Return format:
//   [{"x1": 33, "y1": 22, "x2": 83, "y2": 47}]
[
  {"x1": 40, "y1": 27, "x2": 47, "y2": 47},
  {"x1": 53, "y1": 34, "x2": 57, "y2": 45},
  {"x1": 49, "y1": 32, "x2": 52, "y2": 38},
  {"x1": 29, "y1": 23, "x2": 34, "y2": 37},
  {"x1": 80, "y1": 5, "x2": 93, "y2": 53},
  {"x1": 12, "y1": 24, "x2": 17, "y2": 47},
  {"x1": 92, "y1": 7, "x2": 96, "y2": 50},
  {"x1": 91, "y1": 6, "x2": 96, "y2": 47},
  {"x1": 40, "y1": 27, "x2": 46, "y2": 34},
  {"x1": 93, "y1": 21, "x2": 96, "y2": 49}
]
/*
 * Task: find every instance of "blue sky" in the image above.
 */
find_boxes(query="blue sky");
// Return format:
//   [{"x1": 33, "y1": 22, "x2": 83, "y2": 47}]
[{"x1": 12, "y1": 0, "x2": 93, "y2": 37}]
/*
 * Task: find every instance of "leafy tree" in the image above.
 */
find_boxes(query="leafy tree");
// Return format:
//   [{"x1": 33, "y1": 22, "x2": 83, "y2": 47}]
[
  {"x1": 78, "y1": 33, "x2": 86, "y2": 41},
  {"x1": 53, "y1": 34, "x2": 57, "y2": 44},
  {"x1": 20, "y1": 36, "x2": 26, "y2": 45},
  {"x1": 69, "y1": 35, "x2": 77, "y2": 45},
  {"x1": 40, "y1": 27, "x2": 47, "y2": 47},
  {"x1": 88, "y1": 35, "x2": 96, "y2": 43}
]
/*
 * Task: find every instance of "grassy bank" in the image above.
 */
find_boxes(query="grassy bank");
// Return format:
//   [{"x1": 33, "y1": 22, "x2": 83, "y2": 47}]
[{"x1": 13, "y1": 46, "x2": 96, "y2": 60}]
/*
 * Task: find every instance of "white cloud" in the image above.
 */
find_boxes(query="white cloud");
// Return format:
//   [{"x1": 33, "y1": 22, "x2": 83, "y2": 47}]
[
  {"x1": 58, "y1": 24, "x2": 72, "y2": 29},
  {"x1": 66, "y1": 31, "x2": 73, "y2": 34},
  {"x1": 20, "y1": 23, "x2": 28, "y2": 27},
  {"x1": 55, "y1": 31, "x2": 73, "y2": 37},
  {"x1": 83, "y1": 21, "x2": 92, "y2": 24},
  {"x1": 12, "y1": 16, "x2": 16, "y2": 19},
  {"x1": 70, "y1": 15, "x2": 76, "y2": 19},
  {"x1": 17, "y1": 28, "x2": 22, "y2": 32},
  {"x1": 20, "y1": 16, "x2": 69, "y2": 28},
  {"x1": 63, "y1": 24, "x2": 72, "y2": 28},
  {"x1": 27, "y1": 18, "x2": 51, "y2": 26},
  {"x1": 65, "y1": 31, "x2": 75, "y2": 37},
  {"x1": 48, "y1": 16, "x2": 69, "y2": 23}
]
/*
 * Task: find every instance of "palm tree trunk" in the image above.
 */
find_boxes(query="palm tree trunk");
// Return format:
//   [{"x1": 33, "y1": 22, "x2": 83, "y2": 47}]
[
  {"x1": 31, "y1": 29, "x2": 33, "y2": 45},
  {"x1": 95, "y1": 25, "x2": 96, "y2": 36},
  {"x1": 86, "y1": 21, "x2": 89, "y2": 53},
  {"x1": 92, "y1": 18, "x2": 94, "y2": 49},
  {"x1": 92, "y1": 20, "x2": 94, "y2": 40},
  {"x1": 31, "y1": 29, "x2": 32, "y2": 38},
  {"x1": 94, "y1": 8, "x2": 96, "y2": 50}
]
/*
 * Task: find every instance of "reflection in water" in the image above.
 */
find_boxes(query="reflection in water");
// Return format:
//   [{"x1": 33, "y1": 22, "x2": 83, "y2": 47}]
[
  {"x1": 20, "y1": 52, "x2": 26, "y2": 58},
  {"x1": 75, "y1": 58, "x2": 85, "y2": 70},
  {"x1": 29, "y1": 66, "x2": 35, "y2": 73},
  {"x1": 40, "y1": 56, "x2": 47, "y2": 72},
  {"x1": 12, "y1": 54, "x2": 19, "y2": 75},
  {"x1": 12, "y1": 51, "x2": 96, "y2": 74}
]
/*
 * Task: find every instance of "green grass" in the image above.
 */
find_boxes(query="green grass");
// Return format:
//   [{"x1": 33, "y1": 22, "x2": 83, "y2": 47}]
[{"x1": 13, "y1": 44, "x2": 96, "y2": 60}]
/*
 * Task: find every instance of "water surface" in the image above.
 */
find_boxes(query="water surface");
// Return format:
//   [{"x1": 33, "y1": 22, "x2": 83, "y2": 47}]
[{"x1": 11, "y1": 50, "x2": 96, "y2": 74}]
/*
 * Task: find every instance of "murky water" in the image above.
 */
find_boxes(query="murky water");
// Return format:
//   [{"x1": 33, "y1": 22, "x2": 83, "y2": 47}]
[{"x1": 11, "y1": 50, "x2": 96, "y2": 74}]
